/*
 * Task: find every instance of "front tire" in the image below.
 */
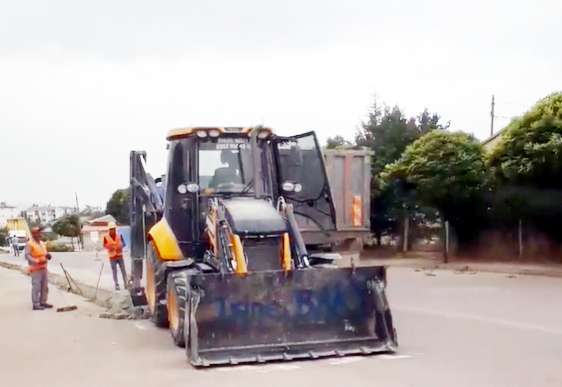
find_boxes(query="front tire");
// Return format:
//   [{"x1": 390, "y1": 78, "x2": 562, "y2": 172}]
[
  {"x1": 167, "y1": 272, "x2": 188, "y2": 347},
  {"x1": 146, "y1": 241, "x2": 168, "y2": 328}
]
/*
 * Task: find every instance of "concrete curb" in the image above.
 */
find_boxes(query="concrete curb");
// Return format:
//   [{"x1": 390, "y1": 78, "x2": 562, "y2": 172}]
[
  {"x1": 0, "y1": 261, "x2": 146, "y2": 319},
  {"x1": 443, "y1": 263, "x2": 562, "y2": 278},
  {"x1": 359, "y1": 258, "x2": 562, "y2": 278}
]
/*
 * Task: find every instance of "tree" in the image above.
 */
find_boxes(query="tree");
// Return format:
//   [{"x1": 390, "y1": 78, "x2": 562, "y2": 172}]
[
  {"x1": 326, "y1": 135, "x2": 353, "y2": 149},
  {"x1": 52, "y1": 215, "x2": 81, "y2": 250},
  {"x1": 354, "y1": 95, "x2": 449, "y2": 244},
  {"x1": 489, "y1": 92, "x2": 562, "y2": 188},
  {"x1": 487, "y1": 92, "x2": 562, "y2": 241},
  {"x1": 106, "y1": 189, "x2": 130, "y2": 225},
  {"x1": 383, "y1": 130, "x2": 487, "y2": 250},
  {"x1": 80, "y1": 205, "x2": 105, "y2": 219},
  {"x1": 0, "y1": 227, "x2": 9, "y2": 246}
]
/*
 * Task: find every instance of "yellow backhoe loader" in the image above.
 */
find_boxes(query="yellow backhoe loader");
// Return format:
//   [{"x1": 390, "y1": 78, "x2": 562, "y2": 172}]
[{"x1": 129, "y1": 126, "x2": 397, "y2": 366}]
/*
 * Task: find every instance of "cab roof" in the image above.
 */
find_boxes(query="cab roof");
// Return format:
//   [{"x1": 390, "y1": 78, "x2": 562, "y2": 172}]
[{"x1": 166, "y1": 126, "x2": 274, "y2": 141}]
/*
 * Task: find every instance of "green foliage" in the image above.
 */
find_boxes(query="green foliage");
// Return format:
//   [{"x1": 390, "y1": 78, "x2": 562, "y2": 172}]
[
  {"x1": 80, "y1": 205, "x2": 105, "y2": 219},
  {"x1": 41, "y1": 232, "x2": 59, "y2": 242},
  {"x1": 489, "y1": 92, "x2": 562, "y2": 188},
  {"x1": 52, "y1": 215, "x2": 81, "y2": 238},
  {"x1": 486, "y1": 92, "x2": 562, "y2": 242},
  {"x1": 46, "y1": 241, "x2": 72, "y2": 252},
  {"x1": 106, "y1": 189, "x2": 130, "y2": 225},
  {"x1": 383, "y1": 131, "x2": 486, "y2": 214},
  {"x1": 326, "y1": 135, "x2": 353, "y2": 149},
  {"x1": 0, "y1": 227, "x2": 9, "y2": 246},
  {"x1": 383, "y1": 131, "x2": 487, "y2": 248},
  {"x1": 353, "y1": 96, "x2": 449, "y2": 243}
]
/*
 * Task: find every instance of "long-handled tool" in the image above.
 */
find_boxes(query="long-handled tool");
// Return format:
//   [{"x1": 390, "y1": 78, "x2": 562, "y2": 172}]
[
  {"x1": 52, "y1": 273, "x2": 78, "y2": 313},
  {"x1": 60, "y1": 263, "x2": 84, "y2": 296},
  {"x1": 55, "y1": 264, "x2": 79, "y2": 312}
]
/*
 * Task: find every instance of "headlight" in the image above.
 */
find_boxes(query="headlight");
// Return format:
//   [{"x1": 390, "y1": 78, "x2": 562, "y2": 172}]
[
  {"x1": 196, "y1": 130, "x2": 208, "y2": 138},
  {"x1": 294, "y1": 183, "x2": 303, "y2": 193},
  {"x1": 178, "y1": 183, "x2": 200, "y2": 194},
  {"x1": 177, "y1": 184, "x2": 187, "y2": 194},
  {"x1": 281, "y1": 181, "x2": 295, "y2": 192},
  {"x1": 257, "y1": 130, "x2": 269, "y2": 139},
  {"x1": 186, "y1": 183, "x2": 200, "y2": 193},
  {"x1": 209, "y1": 129, "x2": 220, "y2": 138}
]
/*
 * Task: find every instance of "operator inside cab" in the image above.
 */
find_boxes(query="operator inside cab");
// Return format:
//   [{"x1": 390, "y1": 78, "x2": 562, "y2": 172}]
[{"x1": 208, "y1": 150, "x2": 242, "y2": 189}]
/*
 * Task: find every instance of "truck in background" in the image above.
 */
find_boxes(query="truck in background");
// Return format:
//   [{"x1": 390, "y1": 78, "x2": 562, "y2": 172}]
[
  {"x1": 298, "y1": 147, "x2": 372, "y2": 252},
  {"x1": 5, "y1": 217, "x2": 31, "y2": 252}
]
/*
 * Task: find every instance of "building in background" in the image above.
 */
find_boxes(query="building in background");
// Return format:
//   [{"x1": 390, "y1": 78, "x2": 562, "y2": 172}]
[
  {"x1": 26, "y1": 205, "x2": 75, "y2": 224},
  {"x1": 81, "y1": 214, "x2": 130, "y2": 252},
  {"x1": 482, "y1": 128, "x2": 506, "y2": 153},
  {"x1": 0, "y1": 202, "x2": 18, "y2": 228}
]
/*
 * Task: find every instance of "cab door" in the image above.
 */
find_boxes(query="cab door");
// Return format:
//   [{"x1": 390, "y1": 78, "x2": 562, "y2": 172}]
[{"x1": 273, "y1": 132, "x2": 336, "y2": 235}]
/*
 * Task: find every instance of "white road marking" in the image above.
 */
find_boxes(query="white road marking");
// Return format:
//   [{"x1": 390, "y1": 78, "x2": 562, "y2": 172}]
[
  {"x1": 395, "y1": 304, "x2": 562, "y2": 335},
  {"x1": 329, "y1": 357, "x2": 365, "y2": 365},
  {"x1": 378, "y1": 354, "x2": 411, "y2": 360},
  {"x1": 218, "y1": 364, "x2": 300, "y2": 373},
  {"x1": 134, "y1": 322, "x2": 148, "y2": 330}
]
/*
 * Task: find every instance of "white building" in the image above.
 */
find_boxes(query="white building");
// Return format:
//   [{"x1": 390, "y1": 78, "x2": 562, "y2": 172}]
[
  {"x1": 26, "y1": 205, "x2": 75, "y2": 224},
  {"x1": 0, "y1": 202, "x2": 18, "y2": 227}
]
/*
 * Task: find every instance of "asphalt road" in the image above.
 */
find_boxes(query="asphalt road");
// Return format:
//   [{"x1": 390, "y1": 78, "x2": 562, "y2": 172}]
[{"x1": 1, "y1": 264, "x2": 561, "y2": 387}]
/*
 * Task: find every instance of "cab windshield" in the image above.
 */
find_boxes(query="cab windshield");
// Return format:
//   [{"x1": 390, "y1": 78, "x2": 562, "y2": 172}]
[{"x1": 198, "y1": 139, "x2": 271, "y2": 195}]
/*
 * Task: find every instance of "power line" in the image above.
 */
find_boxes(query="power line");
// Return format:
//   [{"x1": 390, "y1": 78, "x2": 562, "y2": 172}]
[{"x1": 496, "y1": 101, "x2": 531, "y2": 108}]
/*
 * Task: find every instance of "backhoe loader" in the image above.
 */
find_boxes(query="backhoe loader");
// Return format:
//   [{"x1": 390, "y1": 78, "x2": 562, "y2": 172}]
[{"x1": 129, "y1": 126, "x2": 397, "y2": 366}]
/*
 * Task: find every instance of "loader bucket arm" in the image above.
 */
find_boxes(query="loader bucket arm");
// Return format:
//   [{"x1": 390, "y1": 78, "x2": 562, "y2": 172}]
[{"x1": 129, "y1": 151, "x2": 164, "y2": 306}]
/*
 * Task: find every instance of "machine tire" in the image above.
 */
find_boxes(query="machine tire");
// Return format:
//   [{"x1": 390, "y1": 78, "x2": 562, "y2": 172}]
[
  {"x1": 146, "y1": 241, "x2": 168, "y2": 328},
  {"x1": 167, "y1": 272, "x2": 188, "y2": 348}
]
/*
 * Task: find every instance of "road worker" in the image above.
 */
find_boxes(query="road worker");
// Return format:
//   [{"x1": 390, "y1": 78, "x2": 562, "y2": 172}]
[
  {"x1": 103, "y1": 222, "x2": 127, "y2": 290},
  {"x1": 12, "y1": 235, "x2": 19, "y2": 256},
  {"x1": 25, "y1": 227, "x2": 52, "y2": 310}
]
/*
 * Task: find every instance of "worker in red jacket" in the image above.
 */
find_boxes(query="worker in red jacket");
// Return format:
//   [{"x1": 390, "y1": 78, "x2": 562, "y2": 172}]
[
  {"x1": 103, "y1": 222, "x2": 127, "y2": 290},
  {"x1": 25, "y1": 227, "x2": 53, "y2": 310}
]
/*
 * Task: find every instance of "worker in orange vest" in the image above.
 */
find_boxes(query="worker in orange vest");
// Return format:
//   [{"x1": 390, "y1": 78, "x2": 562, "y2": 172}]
[
  {"x1": 103, "y1": 222, "x2": 127, "y2": 290},
  {"x1": 25, "y1": 227, "x2": 53, "y2": 310}
]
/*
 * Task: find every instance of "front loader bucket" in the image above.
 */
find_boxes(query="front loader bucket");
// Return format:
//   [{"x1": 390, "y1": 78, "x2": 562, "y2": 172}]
[{"x1": 186, "y1": 267, "x2": 397, "y2": 367}]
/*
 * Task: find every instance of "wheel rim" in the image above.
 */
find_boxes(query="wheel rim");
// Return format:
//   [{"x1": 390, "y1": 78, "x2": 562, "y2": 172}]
[
  {"x1": 146, "y1": 260, "x2": 156, "y2": 314},
  {"x1": 168, "y1": 288, "x2": 179, "y2": 331}
]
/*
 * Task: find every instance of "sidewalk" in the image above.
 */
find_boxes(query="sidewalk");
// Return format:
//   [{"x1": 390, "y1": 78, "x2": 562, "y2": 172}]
[{"x1": 355, "y1": 253, "x2": 562, "y2": 278}]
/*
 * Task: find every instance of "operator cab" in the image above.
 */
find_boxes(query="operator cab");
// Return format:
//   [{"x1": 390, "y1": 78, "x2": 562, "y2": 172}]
[{"x1": 163, "y1": 126, "x2": 336, "y2": 257}]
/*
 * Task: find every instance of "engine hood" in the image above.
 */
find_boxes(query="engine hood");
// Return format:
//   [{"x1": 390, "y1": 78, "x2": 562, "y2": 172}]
[{"x1": 221, "y1": 198, "x2": 286, "y2": 237}]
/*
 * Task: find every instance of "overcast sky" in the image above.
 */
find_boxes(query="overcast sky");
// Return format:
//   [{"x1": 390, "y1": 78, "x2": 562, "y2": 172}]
[{"x1": 1, "y1": 0, "x2": 560, "y2": 210}]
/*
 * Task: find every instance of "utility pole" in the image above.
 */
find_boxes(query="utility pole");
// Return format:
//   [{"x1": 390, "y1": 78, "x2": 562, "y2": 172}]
[
  {"x1": 490, "y1": 95, "x2": 495, "y2": 136},
  {"x1": 75, "y1": 192, "x2": 82, "y2": 251}
]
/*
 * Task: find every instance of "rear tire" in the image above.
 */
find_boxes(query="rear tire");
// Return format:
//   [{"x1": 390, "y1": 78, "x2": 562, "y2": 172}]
[
  {"x1": 146, "y1": 241, "x2": 168, "y2": 328},
  {"x1": 167, "y1": 272, "x2": 188, "y2": 348}
]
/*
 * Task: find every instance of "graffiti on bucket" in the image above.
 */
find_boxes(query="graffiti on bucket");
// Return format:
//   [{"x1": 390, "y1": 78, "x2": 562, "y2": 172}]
[{"x1": 207, "y1": 284, "x2": 356, "y2": 324}]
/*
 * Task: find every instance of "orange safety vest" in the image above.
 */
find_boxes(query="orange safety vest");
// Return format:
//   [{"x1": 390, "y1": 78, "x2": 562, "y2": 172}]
[
  {"x1": 28, "y1": 239, "x2": 48, "y2": 273},
  {"x1": 103, "y1": 233, "x2": 123, "y2": 259}
]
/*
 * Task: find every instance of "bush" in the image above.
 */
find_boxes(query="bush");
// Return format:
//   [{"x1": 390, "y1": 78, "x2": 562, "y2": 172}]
[
  {"x1": 46, "y1": 242, "x2": 72, "y2": 252},
  {"x1": 0, "y1": 227, "x2": 9, "y2": 247}
]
